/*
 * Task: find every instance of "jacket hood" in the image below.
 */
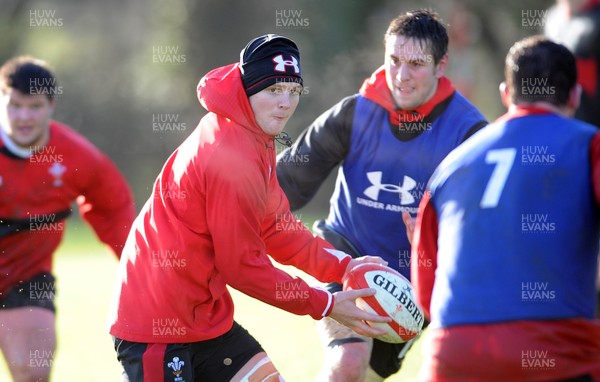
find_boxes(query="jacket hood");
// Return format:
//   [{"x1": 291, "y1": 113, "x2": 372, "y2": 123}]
[
  {"x1": 197, "y1": 63, "x2": 265, "y2": 137},
  {"x1": 359, "y1": 65, "x2": 455, "y2": 125}
]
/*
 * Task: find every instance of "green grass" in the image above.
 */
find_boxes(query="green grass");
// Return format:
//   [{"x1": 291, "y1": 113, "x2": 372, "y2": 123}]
[{"x1": 0, "y1": 220, "x2": 423, "y2": 381}]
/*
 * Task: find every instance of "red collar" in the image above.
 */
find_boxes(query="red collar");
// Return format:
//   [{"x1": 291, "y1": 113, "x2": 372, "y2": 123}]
[
  {"x1": 359, "y1": 65, "x2": 455, "y2": 125},
  {"x1": 495, "y1": 105, "x2": 555, "y2": 123}
]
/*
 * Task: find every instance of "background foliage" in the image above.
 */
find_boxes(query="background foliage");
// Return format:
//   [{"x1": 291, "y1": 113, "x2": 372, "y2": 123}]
[{"x1": 3, "y1": 0, "x2": 549, "y2": 215}]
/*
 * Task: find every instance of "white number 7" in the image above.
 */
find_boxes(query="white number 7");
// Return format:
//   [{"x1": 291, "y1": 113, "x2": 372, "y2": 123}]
[{"x1": 479, "y1": 148, "x2": 516, "y2": 208}]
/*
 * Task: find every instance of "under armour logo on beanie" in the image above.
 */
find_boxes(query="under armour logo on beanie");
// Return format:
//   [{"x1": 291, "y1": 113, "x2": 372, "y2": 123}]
[{"x1": 240, "y1": 34, "x2": 303, "y2": 96}]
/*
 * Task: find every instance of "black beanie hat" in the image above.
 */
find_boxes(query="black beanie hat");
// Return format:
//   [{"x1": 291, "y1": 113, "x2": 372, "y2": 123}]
[{"x1": 240, "y1": 34, "x2": 303, "y2": 96}]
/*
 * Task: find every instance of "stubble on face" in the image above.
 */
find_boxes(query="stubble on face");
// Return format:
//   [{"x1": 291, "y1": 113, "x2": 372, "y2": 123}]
[{"x1": 384, "y1": 35, "x2": 446, "y2": 110}]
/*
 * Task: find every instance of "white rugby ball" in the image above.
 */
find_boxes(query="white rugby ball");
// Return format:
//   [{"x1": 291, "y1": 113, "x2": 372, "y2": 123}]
[{"x1": 342, "y1": 263, "x2": 424, "y2": 343}]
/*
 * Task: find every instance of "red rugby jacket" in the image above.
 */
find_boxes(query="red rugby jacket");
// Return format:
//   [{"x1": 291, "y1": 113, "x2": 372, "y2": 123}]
[{"x1": 108, "y1": 63, "x2": 351, "y2": 343}]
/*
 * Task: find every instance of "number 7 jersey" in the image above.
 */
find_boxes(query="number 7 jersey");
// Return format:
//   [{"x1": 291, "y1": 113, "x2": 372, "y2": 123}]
[{"x1": 413, "y1": 106, "x2": 600, "y2": 328}]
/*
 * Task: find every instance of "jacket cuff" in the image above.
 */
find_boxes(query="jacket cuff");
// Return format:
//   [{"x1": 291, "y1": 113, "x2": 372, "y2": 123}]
[
  {"x1": 320, "y1": 289, "x2": 334, "y2": 318},
  {"x1": 323, "y1": 292, "x2": 335, "y2": 317}
]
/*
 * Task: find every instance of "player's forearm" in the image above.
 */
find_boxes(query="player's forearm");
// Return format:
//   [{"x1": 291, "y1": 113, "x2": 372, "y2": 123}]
[
  {"x1": 78, "y1": 188, "x2": 135, "y2": 257},
  {"x1": 411, "y1": 191, "x2": 438, "y2": 320},
  {"x1": 276, "y1": 96, "x2": 355, "y2": 210},
  {"x1": 265, "y1": 223, "x2": 351, "y2": 284}
]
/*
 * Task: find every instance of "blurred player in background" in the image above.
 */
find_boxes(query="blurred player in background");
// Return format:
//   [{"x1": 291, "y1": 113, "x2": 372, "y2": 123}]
[
  {"x1": 545, "y1": 0, "x2": 600, "y2": 128},
  {"x1": 109, "y1": 34, "x2": 391, "y2": 382},
  {"x1": 276, "y1": 9, "x2": 487, "y2": 382},
  {"x1": 411, "y1": 35, "x2": 600, "y2": 381},
  {"x1": 545, "y1": 0, "x2": 600, "y2": 322},
  {"x1": 0, "y1": 56, "x2": 135, "y2": 382}
]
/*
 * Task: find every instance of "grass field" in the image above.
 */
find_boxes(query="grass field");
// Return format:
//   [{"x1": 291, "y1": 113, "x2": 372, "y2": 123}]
[{"x1": 0, "y1": 220, "x2": 423, "y2": 381}]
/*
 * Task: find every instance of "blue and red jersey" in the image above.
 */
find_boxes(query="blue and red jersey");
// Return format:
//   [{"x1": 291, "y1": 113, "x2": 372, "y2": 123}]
[
  {"x1": 412, "y1": 106, "x2": 600, "y2": 379},
  {"x1": 277, "y1": 66, "x2": 486, "y2": 279}
]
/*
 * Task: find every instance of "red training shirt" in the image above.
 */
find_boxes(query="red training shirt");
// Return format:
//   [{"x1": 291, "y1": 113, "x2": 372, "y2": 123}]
[
  {"x1": 108, "y1": 63, "x2": 351, "y2": 344},
  {"x1": 0, "y1": 120, "x2": 135, "y2": 295}
]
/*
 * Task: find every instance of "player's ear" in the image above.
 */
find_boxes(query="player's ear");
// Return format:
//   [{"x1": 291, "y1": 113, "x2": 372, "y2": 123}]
[
  {"x1": 434, "y1": 54, "x2": 448, "y2": 78},
  {"x1": 499, "y1": 82, "x2": 510, "y2": 109},
  {"x1": 567, "y1": 83, "x2": 581, "y2": 114}
]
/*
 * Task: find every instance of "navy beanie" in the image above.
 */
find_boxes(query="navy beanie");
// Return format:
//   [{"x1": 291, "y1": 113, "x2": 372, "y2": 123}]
[{"x1": 240, "y1": 34, "x2": 303, "y2": 96}]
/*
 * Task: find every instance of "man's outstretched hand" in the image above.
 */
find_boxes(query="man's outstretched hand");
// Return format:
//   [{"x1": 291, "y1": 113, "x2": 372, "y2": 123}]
[
  {"x1": 329, "y1": 288, "x2": 391, "y2": 337},
  {"x1": 344, "y1": 255, "x2": 387, "y2": 278}
]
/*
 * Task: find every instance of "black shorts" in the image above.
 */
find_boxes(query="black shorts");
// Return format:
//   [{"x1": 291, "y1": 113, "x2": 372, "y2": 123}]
[
  {"x1": 0, "y1": 272, "x2": 56, "y2": 313},
  {"x1": 113, "y1": 321, "x2": 264, "y2": 382}
]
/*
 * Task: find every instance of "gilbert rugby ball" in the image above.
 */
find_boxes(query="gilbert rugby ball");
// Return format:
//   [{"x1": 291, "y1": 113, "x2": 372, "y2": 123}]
[{"x1": 342, "y1": 263, "x2": 425, "y2": 343}]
